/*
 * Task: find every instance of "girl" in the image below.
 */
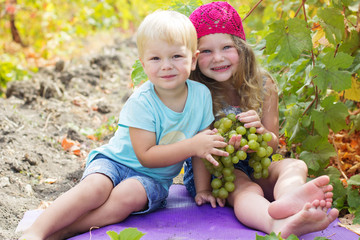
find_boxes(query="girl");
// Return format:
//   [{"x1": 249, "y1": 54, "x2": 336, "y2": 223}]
[{"x1": 183, "y1": 2, "x2": 339, "y2": 238}]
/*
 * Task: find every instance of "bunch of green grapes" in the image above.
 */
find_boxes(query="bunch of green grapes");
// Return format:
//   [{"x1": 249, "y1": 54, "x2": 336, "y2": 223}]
[{"x1": 202, "y1": 113, "x2": 273, "y2": 199}]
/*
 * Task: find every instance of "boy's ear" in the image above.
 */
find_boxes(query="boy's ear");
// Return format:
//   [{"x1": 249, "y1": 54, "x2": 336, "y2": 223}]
[
  {"x1": 191, "y1": 50, "x2": 200, "y2": 70},
  {"x1": 139, "y1": 58, "x2": 145, "y2": 68}
]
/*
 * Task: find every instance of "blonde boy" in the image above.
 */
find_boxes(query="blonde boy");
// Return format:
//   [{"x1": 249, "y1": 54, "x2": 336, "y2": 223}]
[{"x1": 20, "y1": 10, "x2": 227, "y2": 240}]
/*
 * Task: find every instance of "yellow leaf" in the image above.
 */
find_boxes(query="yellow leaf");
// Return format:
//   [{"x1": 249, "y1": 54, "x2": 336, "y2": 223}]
[
  {"x1": 312, "y1": 28, "x2": 329, "y2": 48},
  {"x1": 344, "y1": 77, "x2": 360, "y2": 101}
]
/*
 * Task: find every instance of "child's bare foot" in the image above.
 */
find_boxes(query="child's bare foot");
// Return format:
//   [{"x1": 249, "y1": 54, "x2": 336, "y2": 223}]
[
  {"x1": 273, "y1": 199, "x2": 339, "y2": 238},
  {"x1": 268, "y1": 175, "x2": 334, "y2": 219}
]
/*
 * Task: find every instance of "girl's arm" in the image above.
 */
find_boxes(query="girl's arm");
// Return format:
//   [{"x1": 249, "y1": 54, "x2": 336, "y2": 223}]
[
  {"x1": 129, "y1": 127, "x2": 228, "y2": 168},
  {"x1": 192, "y1": 156, "x2": 225, "y2": 208},
  {"x1": 238, "y1": 77, "x2": 279, "y2": 151}
]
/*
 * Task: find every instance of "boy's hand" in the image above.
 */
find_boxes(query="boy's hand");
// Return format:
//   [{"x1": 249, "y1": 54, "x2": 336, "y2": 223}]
[
  {"x1": 191, "y1": 129, "x2": 228, "y2": 166},
  {"x1": 195, "y1": 190, "x2": 225, "y2": 208}
]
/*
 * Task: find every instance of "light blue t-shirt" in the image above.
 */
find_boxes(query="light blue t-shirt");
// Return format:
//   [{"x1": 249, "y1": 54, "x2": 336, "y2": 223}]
[{"x1": 86, "y1": 79, "x2": 214, "y2": 191}]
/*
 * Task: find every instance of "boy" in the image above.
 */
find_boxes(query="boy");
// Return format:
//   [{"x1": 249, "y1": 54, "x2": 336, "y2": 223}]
[{"x1": 19, "y1": 10, "x2": 228, "y2": 240}]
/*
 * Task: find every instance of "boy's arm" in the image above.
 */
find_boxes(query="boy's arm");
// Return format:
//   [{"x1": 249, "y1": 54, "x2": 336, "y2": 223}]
[
  {"x1": 129, "y1": 127, "x2": 228, "y2": 168},
  {"x1": 192, "y1": 157, "x2": 225, "y2": 208}
]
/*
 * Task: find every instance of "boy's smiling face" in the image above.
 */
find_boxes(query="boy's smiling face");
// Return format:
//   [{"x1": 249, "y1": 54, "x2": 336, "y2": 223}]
[{"x1": 140, "y1": 39, "x2": 198, "y2": 93}]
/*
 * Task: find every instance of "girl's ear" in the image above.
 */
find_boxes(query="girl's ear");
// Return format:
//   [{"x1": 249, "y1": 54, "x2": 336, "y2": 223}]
[{"x1": 191, "y1": 50, "x2": 200, "y2": 71}]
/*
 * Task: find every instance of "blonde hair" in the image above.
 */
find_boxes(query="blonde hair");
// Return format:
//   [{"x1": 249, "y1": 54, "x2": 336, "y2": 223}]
[
  {"x1": 136, "y1": 10, "x2": 198, "y2": 59},
  {"x1": 190, "y1": 35, "x2": 276, "y2": 118}
]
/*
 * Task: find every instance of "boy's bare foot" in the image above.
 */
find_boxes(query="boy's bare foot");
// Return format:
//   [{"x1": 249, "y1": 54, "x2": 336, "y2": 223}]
[
  {"x1": 268, "y1": 175, "x2": 334, "y2": 219},
  {"x1": 274, "y1": 199, "x2": 339, "y2": 238}
]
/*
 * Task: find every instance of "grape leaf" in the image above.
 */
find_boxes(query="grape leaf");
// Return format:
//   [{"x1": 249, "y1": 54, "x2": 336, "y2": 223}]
[
  {"x1": 311, "y1": 96, "x2": 348, "y2": 136},
  {"x1": 318, "y1": 7, "x2": 345, "y2": 44},
  {"x1": 131, "y1": 60, "x2": 148, "y2": 87},
  {"x1": 265, "y1": 19, "x2": 312, "y2": 63},
  {"x1": 300, "y1": 136, "x2": 336, "y2": 172},
  {"x1": 347, "y1": 174, "x2": 360, "y2": 186},
  {"x1": 347, "y1": 188, "x2": 360, "y2": 209},
  {"x1": 344, "y1": 77, "x2": 360, "y2": 101},
  {"x1": 310, "y1": 51, "x2": 353, "y2": 92},
  {"x1": 169, "y1": 0, "x2": 201, "y2": 16},
  {"x1": 106, "y1": 228, "x2": 145, "y2": 240}
]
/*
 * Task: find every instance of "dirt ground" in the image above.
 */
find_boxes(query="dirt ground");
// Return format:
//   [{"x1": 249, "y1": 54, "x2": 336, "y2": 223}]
[{"x1": 1, "y1": 35, "x2": 359, "y2": 240}]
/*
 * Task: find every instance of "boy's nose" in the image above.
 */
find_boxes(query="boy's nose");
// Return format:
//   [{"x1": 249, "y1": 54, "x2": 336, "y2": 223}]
[{"x1": 161, "y1": 59, "x2": 173, "y2": 70}]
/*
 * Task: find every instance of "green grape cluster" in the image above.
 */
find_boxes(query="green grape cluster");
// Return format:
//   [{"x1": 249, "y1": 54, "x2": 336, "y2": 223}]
[{"x1": 202, "y1": 113, "x2": 273, "y2": 199}]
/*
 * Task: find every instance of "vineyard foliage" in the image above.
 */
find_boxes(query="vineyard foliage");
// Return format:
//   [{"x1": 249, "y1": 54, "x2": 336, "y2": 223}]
[{"x1": 0, "y1": 0, "x2": 359, "y2": 221}]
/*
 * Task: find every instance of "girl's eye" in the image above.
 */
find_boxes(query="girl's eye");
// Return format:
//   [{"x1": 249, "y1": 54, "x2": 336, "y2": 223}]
[{"x1": 224, "y1": 45, "x2": 232, "y2": 50}]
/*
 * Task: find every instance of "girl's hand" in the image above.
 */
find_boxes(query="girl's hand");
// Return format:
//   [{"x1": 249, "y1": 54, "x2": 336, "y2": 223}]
[
  {"x1": 195, "y1": 190, "x2": 226, "y2": 208},
  {"x1": 228, "y1": 134, "x2": 249, "y2": 152},
  {"x1": 192, "y1": 129, "x2": 228, "y2": 166},
  {"x1": 237, "y1": 110, "x2": 265, "y2": 134}
]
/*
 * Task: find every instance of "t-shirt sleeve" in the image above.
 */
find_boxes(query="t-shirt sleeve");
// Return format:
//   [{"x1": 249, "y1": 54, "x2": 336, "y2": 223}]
[{"x1": 118, "y1": 97, "x2": 156, "y2": 133}]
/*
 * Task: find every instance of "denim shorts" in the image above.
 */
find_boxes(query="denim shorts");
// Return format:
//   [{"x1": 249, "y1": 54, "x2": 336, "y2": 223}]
[
  {"x1": 183, "y1": 157, "x2": 256, "y2": 198},
  {"x1": 82, "y1": 154, "x2": 168, "y2": 214}
]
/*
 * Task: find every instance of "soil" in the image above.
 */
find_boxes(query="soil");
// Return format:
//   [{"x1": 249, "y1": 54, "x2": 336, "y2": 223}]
[{"x1": 0, "y1": 35, "x2": 185, "y2": 240}]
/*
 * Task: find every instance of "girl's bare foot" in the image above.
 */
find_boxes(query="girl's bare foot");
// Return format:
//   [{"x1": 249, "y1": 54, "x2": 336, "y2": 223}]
[
  {"x1": 268, "y1": 175, "x2": 334, "y2": 219},
  {"x1": 273, "y1": 199, "x2": 339, "y2": 238}
]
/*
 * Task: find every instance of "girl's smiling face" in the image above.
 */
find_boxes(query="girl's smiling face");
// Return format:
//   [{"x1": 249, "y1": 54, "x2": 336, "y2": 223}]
[{"x1": 197, "y1": 33, "x2": 239, "y2": 83}]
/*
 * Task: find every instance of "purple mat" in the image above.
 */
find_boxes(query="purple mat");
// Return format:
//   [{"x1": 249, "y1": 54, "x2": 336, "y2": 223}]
[{"x1": 17, "y1": 185, "x2": 359, "y2": 240}]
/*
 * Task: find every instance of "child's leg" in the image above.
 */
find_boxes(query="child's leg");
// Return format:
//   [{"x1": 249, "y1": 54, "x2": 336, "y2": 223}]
[
  {"x1": 48, "y1": 178, "x2": 148, "y2": 240},
  {"x1": 261, "y1": 158, "x2": 334, "y2": 219},
  {"x1": 19, "y1": 173, "x2": 113, "y2": 240}
]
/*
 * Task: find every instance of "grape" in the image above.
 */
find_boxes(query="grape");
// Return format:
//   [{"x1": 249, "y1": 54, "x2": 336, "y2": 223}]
[
  {"x1": 218, "y1": 187, "x2": 229, "y2": 199},
  {"x1": 256, "y1": 147, "x2": 267, "y2": 158},
  {"x1": 205, "y1": 114, "x2": 275, "y2": 200},
  {"x1": 232, "y1": 155, "x2": 240, "y2": 164},
  {"x1": 240, "y1": 138, "x2": 248, "y2": 147},
  {"x1": 249, "y1": 127, "x2": 257, "y2": 134},
  {"x1": 226, "y1": 144, "x2": 235, "y2": 154},
  {"x1": 227, "y1": 113, "x2": 237, "y2": 122},
  {"x1": 263, "y1": 132, "x2": 272, "y2": 142},
  {"x1": 236, "y1": 126, "x2": 247, "y2": 135},
  {"x1": 248, "y1": 133, "x2": 258, "y2": 141},
  {"x1": 236, "y1": 150, "x2": 247, "y2": 160},
  {"x1": 248, "y1": 140, "x2": 258, "y2": 150},
  {"x1": 222, "y1": 167, "x2": 232, "y2": 177},
  {"x1": 211, "y1": 178, "x2": 222, "y2": 189},
  {"x1": 224, "y1": 181, "x2": 235, "y2": 192}
]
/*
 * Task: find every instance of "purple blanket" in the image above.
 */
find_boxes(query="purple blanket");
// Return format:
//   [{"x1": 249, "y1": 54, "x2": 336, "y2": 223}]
[{"x1": 17, "y1": 184, "x2": 359, "y2": 240}]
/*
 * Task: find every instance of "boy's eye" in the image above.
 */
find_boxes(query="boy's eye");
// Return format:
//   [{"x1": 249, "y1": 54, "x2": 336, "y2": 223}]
[
  {"x1": 200, "y1": 49, "x2": 211, "y2": 54},
  {"x1": 173, "y1": 54, "x2": 183, "y2": 58},
  {"x1": 150, "y1": 57, "x2": 160, "y2": 60}
]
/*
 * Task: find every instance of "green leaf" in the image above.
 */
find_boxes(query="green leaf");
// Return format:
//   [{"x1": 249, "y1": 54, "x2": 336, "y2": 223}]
[
  {"x1": 322, "y1": 51, "x2": 354, "y2": 70},
  {"x1": 131, "y1": 60, "x2": 148, "y2": 87},
  {"x1": 311, "y1": 97, "x2": 348, "y2": 136},
  {"x1": 348, "y1": 174, "x2": 360, "y2": 186},
  {"x1": 347, "y1": 188, "x2": 360, "y2": 209},
  {"x1": 106, "y1": 228, "x2": 145, "y2": 240},
  {"x1": 107, "y1": 231, "x2": 120, "y2": 240},
  {"x1": 318, "y1": 7, "x2": 345, "y2": 44},
  {"x1": 169, "y1": 0, "x2": 202, "y2": 16},
  {"x1": 265, "y1": 19, "x2": 312, "y2": 63},
  {"x1": 311, "y1": 67, "x2": 352, "y2": 92},
  {"x1": 300, "y1": 136, "x2": 336, "y2": 172}
]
